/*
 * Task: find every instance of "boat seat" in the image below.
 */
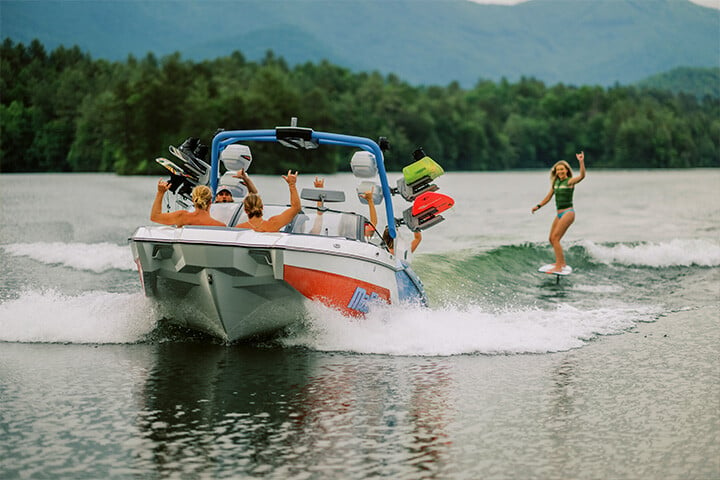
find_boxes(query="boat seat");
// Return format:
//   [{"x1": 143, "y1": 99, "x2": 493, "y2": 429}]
[
  {"x1": 209, "y1": 203, "x2": 242, "y2": 226},
  {"x1": 288, "y1": 209, "x2": 364, "y2": 240}
]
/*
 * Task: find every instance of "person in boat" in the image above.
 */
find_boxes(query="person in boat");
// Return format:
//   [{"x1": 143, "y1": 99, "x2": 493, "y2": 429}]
[
  {"x1": 214, "y1": 186, "x2": 234, "y2": 203},
  {"x1": 234, "y1": 170, "x2": 300, "y2": 232},
  {"x1": 361, "y1": 185, "x2": 420, "y2": 253},
  {"x1": 382, "y1": 227, "x2": 422, "y2": 256},
  {"x1": 308, "y1": 178, "x2": 378, "y2": 239},
  {"x1": 151, "y1": 181, "x2": 225, "y2": 227},
  {"x1": 531, "y1": 151, "x2": 587, "y2": 273},
  {"x1": 361, "y1": 188, "x2": 378, "y2": 239},
  {"x1": 308, "y1": 176, "x2": 326, "y2": 234},
  {"x1": 215, "y1": 169, "x2": 258, "y2": 203}
]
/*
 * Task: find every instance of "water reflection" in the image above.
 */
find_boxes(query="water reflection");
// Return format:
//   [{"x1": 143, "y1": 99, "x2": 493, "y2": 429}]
[
  {"x1": 536, "y1": 280, "x2": 571, "y2": 301},
  {"x1": 138, "y1": 343, "x2": 312, "y2": 477},
  {"x1": 287, "y1": 359, "x2": 454, "y2": 478},
  {"x1": 407, "y1": 363, "x2": 454, "y2": 476},
  {"x1": 545, "y1": 355, "x2": 579, "y2": 478},
  {"x1": 138, "y1": 345, "x2": 456, "y2": 478},
  {"x1": 551, "y1": 357, "x2": 576, "y2": 418}
]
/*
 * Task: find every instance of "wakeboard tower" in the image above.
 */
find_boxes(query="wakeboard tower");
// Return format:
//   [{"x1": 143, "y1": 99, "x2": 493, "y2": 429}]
[{"x1": 157, "y1": 130, "x2": 456, "y2": 241}]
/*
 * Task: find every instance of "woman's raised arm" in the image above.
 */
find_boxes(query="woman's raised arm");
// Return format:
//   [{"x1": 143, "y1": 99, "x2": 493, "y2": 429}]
[
  {"x1": 569, "y1": 151, "x2": 586, "y2": 186},
  {"x1": 265, "y1": 171, "x2": 301, "y2": 231}
]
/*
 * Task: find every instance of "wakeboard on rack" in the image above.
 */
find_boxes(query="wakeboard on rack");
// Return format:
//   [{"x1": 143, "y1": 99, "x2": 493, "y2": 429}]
[
  {"x1": 169, "y1": 144, "x2": 210, "y2": 185},
  {"x1": 403, "y1": 191, "x2": 455, "y2": 231},
  {"x1": 394, "y1": 148, "x2": 455, "y2": 232},
  {"x1": 156, "y1": 157, "x2": 192, "y2": 179},
  {"x1": 155, "y1": 137, "x2": 213, "y2": 201},
  {"x1": 155, "y1": 157, "x2": 197, "y2": 198}
]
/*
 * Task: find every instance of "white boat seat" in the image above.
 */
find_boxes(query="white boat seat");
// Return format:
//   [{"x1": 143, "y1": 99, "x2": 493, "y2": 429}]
[
  {"x1": 289, "y1": 209, "x2": 365, "y2": 240},
  {"x1": 209, "y1": 203, "x2": 242, "y2": 226}
]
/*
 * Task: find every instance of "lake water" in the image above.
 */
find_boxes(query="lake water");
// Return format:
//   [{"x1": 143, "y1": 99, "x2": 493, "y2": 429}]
[{"x1": 1, "y1": 170, "x2": 719, "y2": 479}]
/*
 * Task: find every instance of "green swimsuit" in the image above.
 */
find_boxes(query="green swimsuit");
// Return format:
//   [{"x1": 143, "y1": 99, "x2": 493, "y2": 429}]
[{"x1": 554, "y1": 178, "x2": 574, "y2": 213}]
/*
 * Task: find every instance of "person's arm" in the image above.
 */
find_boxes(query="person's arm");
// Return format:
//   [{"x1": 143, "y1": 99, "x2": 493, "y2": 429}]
[
  {"x1": 234, "y1": 169, "x2": 258, "y2": 194},
  {"x1": 313, "y1": 176, "x2": 325, "y2": 210},
  {"x1": 309, "y1": 176, "x2": 326, "y2": 234},
  {"x1": 361, "y1": 189, "x2": 377, "y2": 227},
  {"x1": 532, "y1": 187, "x2": 555, "y2": 214},
  {"x1": 410, "y1": 231, "x2": 422, "y2": 253},
  {"x1": 568, "y1": 151, "x2": 586, "y2": 186},
  {"x1": 265, "y1": 171, "x2": 301, "y2": 230},
  {"x1": 150, "y1": 180, "x2": 187, "y2": 226}
]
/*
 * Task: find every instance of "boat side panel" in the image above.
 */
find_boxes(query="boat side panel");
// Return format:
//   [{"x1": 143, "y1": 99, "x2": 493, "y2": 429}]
[
  {"x1": 395, "y1": 263, "x2": 429, "y2": 307},
  {"x1": 284, "y1": 265, "x2": 391, "y2": 316}
]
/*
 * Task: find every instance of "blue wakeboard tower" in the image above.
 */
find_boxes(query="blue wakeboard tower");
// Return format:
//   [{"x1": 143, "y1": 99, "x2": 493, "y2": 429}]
[{"x1": 209, "y1": 118, "x2": 399, "y2": 238}]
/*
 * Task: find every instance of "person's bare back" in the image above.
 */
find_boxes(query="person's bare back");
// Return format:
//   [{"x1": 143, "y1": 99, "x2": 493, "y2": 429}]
[{"x1": 150, "y1": 181, "x2": 225, "y2": 227}]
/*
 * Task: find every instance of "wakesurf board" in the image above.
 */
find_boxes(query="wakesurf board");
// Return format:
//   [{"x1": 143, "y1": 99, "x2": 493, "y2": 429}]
[{"x1": 538, "y1": 264, "x2": 573, "y2": 276}]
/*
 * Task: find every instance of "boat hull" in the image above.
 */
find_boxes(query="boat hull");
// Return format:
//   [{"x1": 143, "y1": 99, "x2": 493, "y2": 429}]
[{"x1": 130, "y1": 225, "x2": 422, "y2": 341}]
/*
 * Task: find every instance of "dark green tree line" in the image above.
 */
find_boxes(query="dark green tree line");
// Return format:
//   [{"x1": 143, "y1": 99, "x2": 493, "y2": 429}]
[{"x1": 1, "y1": 39, "x2": 718, "y2": 174}]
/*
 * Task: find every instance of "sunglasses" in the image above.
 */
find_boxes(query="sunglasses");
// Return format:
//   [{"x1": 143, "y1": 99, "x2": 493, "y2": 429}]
[{"x1": 217, "y1": 191, "x2": 232, "y2": 196}]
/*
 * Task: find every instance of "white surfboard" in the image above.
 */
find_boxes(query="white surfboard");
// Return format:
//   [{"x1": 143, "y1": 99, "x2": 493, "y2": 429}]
[{"x1": 538, "y1": 264, "x2": 572, "y2": 276}]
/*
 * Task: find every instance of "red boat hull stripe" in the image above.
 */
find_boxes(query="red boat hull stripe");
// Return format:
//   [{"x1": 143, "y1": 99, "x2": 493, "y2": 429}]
[{"x1": 284, "y1": 265, "x2": 390, "y2": 316}]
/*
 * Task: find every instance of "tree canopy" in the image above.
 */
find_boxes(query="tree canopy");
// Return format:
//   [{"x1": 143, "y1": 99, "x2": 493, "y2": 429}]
[{"x1": 1, "y1": 39, "x2": 718, "y2": 174}]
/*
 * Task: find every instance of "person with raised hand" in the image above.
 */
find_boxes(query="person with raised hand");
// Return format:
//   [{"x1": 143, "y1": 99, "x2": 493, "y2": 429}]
[
  {"x1": 234, "y1": 170, "x2": 300, "y2": 232},
  {"x1": 532, "y1": 151, "x2": 587, "y2": 273},
  {"x1": 151, "y1": 181, "x2": 225, "y2": 227}
]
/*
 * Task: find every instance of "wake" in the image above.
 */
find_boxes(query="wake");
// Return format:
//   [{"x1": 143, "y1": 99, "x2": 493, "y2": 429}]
[
  {"x1": 0, "y1": 289, "x2": 156, "y2": 344},
  {"x1": 2, "y1": 242, "x2": 135, "y2": 272},
  {"x1": 581, "y1": 238, "x2": 720, "y2": 267},
  {"x1": 279, "y1": 300, "x2": 659, "y2": 356}
]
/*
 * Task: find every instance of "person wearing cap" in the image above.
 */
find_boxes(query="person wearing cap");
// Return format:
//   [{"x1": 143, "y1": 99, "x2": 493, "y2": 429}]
[
  {"x1": 214, "y1": 186, "x2": 234, "y2": 203},
  {"x1": 215, "y1": 169, "x2": 258, "y2": 203}
]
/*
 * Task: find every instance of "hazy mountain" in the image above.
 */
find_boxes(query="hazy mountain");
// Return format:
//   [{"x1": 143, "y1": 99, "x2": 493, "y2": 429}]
[
  {"x1": 2, "y1": 0, "x2": 718, "y2": 87},
  {"x1": 637, "y1": 67, "x2": 720, "y2": 98}
]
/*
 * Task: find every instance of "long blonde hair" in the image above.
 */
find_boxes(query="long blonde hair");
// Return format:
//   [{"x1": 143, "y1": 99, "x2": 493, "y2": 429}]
[
  {"x1": 191, "y1": 185, "x2": 213, "y2": 210},
  {"x1": 243, "y1": 193, "x2": 264, "y2": 218},
  {"x1": 550, "y1": 160, "x2": 573, "y2": 184}
]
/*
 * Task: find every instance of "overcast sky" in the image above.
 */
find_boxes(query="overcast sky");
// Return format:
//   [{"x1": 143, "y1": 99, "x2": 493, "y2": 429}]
[{"x1": 468, "y1": 0, "x2": 720, "y2": 9}]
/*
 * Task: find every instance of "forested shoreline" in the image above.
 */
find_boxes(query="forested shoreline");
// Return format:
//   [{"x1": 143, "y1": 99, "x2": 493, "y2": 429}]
[{"x1": 1, "y1": 39, "x2": 718, "y2": 174}]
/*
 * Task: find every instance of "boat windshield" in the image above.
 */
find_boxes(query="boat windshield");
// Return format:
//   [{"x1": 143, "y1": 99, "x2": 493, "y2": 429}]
[
  {"x1": 227, "y1": 206, "x2": 381, "y2": 244},
  {"x1": 209, "y1": 203, "x2": 242, "y2": 225},
  {"x1": 290, "y1": 210, "x2": 375, "y2": 242}
]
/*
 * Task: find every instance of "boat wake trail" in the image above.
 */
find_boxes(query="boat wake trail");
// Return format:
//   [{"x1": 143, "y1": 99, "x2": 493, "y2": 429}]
[
  {"x1": 1, "y1": 242, "x2": 136, "y2": 272},
  {"x1": 0, "y1": 289, "x2": 156, "y2": 344},
  {"x1": 278, "y1": 300, "x2": 658, "y2": 356},
  {"x1": 411, "y1": 238, "x2": 719, "y2": 305},
  {"x1": 581, "y1": 238, "x2": 720, "y2": 267},
  {"x1": 280, "y1": 238, "x2": 716, "y2": 355}
]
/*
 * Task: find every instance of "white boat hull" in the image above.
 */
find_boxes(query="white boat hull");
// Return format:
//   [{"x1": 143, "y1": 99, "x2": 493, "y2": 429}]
[{"x1": 130, "y1": 225, "x2": 425, "y2": 341}]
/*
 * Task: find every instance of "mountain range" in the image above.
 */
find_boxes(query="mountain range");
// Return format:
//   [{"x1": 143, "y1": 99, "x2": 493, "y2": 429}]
[{"x1": 1, "y1": 0, "x2": 718, "y2": 87}]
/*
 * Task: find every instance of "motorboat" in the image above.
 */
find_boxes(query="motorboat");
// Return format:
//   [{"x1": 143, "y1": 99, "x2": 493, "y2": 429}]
[{"x1": 129, "y1": 119, "x2": 453, "y2": 342}]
